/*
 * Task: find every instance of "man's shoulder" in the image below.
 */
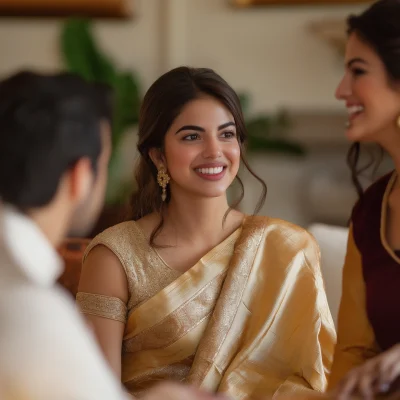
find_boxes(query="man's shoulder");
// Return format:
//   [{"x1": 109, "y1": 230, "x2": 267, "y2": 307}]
[
  {"x1": 0, "y1": 277, "x2": 81, "y2": 333},
  {"x1": 0, "y1": 280, "x2": 125, "y2": 399}
]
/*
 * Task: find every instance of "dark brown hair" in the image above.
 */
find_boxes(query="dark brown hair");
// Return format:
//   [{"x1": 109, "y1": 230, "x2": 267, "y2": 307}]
[
  {"x1": 130, "y1": 66, "x2": 266, "y2": 245},
  {"x1": 346, "y1": 0, "x2": 400, "y2": 197},
  {"x1": 0, "y1": 71, "x2": 113, "y2": 210}
]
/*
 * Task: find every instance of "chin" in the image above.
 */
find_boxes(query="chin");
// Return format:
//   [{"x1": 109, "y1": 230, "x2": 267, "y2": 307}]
[
  {"x1": 345, "y1": 128, "x2": 362, "y2": 142},
  {"x1": 191, "y1": 188, "x2": 228, "y2": 199},
  {"x1": 345, "y1": 126, "x2": 376, "y2": 143}
]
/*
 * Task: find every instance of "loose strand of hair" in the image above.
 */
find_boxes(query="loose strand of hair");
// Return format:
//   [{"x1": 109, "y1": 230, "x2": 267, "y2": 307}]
[
  {"x1": 240, "y1": 153, "x2": 267, "y2": 214},
  {"x1": 347, "y1": 142, "x2": 385, "y2": 199}
]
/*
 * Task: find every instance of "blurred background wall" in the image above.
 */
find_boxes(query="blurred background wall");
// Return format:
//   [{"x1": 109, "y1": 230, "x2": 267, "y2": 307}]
[{"x1": 1, "y1": 0, "x2": 386, "y2": 229}]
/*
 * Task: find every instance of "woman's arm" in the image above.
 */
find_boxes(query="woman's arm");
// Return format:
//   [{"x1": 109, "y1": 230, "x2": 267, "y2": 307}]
[{"x1": 77, "y1": 244, "x2": 129, "y2": 378}]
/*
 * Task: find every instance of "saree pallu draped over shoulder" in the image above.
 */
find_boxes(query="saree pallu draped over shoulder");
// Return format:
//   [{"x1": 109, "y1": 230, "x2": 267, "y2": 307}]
[{"x1": 95, "y1": 216, "x2": 336, "y2": 399}]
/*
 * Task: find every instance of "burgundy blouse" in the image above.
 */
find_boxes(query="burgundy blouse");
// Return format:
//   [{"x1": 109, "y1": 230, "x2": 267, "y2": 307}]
[{"x1": 352, "y1": 171, "x2": 400, "y2": 351}]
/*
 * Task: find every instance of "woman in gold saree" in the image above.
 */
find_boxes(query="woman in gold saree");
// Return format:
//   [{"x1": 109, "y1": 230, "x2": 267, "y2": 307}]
[{"x1": 76, "y1": 67, "x2": 336, "y2": 399}]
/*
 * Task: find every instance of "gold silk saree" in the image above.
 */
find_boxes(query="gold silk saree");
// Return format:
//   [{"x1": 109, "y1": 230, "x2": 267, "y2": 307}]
[{"x1": 77, "y1": 215, "x2": 336, "y2": 399}]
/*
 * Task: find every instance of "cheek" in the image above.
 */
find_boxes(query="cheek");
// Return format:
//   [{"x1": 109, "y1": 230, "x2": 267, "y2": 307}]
[
  {"x1": 354, "y1": 79, "x2": 374, "y2": 102},
  {"x1": 226, "y1": 143, "x2": 241, "y2": 165},
  {"x1": 356, "y1": 79, "x2": 394, "y2": 110},
  {"x1": 165, "y1": 143, "x2": 195, "y2": 173},
  {"x1": 364, "y1": 85, "x2": 400, "y2": 119}
]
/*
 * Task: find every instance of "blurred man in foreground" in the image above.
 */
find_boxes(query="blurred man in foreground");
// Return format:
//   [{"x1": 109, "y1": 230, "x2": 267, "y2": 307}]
[{"x1": 0, "y1": 71, "x2": 224, "y2": 400}]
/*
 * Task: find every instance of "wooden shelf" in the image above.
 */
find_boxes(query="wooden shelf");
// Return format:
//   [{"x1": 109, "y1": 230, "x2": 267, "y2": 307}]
[
  {"x1": 0, "y1": 0, "x2": 134, "y2": 19},
  {"x1": 232, "y1": 0, "x2": 369, "y2": 6}
]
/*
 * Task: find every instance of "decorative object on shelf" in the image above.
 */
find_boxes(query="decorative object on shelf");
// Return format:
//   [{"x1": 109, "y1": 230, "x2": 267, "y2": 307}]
[
  {"x1": 61, "y1": 18, "x2": 141, "y2": 235},
  {"x1": 231, "y1": 0, "x2": 369, "y2": 6},
  {"x1": 309, "y1": 18, "x2": 347, "y2": 56},
  {"x1": 0, "y1": 0, "x2": 134, "y2": 18},
  {"x1": 239, "y1": 93, "x2": 305, "y2": 156}
]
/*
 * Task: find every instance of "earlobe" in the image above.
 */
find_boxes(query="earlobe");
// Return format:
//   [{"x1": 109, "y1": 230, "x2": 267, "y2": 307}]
[
  {"x1": 69, "y1": 158, "x2": 93, "y2": 203},
  {"x1": 148, "y1": 148, "x2": 165, "y2": 169}
]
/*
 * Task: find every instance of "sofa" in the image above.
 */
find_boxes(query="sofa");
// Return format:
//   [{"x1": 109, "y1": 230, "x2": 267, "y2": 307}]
[{"x1": 308, "y1": 223, "x2": 348, "y2": 327}]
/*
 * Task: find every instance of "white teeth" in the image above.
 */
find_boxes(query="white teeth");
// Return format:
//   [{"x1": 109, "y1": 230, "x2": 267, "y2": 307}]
[
  {"x1": 196, "y1": 166, "x2": 224, "y2": 175},
  {"x1": 347, "y1": 105, "x2": 364, "y2": 115}
]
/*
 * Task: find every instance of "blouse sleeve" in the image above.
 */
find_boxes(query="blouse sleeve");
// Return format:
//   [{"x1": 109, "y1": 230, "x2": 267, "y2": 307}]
[
  {"x1": 328, "y1": 224, "x2": 379, "y2": 389},
  {"x1": 76, "y1": 292, "x2": 127, "y2": 323}
]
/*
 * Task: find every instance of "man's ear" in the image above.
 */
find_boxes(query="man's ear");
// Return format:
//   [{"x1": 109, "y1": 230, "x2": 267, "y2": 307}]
[
  {"x1": 68, "y1": 158, "x2": 93, "y2": 204},
  {"x1": 148, "y1": 148, "x2": 166, "y2": 170}
]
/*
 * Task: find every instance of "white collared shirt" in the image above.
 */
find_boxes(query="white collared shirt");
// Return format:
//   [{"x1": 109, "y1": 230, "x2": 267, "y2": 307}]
[{"x1": 0, "y1": 205, "x2": 128, "y2": 400}]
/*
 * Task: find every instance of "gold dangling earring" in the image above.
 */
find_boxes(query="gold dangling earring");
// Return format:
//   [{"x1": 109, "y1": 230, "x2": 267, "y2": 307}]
[
  {"x1": 397, "y1": 115, "x2": 400, "y2": 129},
  {"x1": 157, "y1": 166, "x2": 170, "y2": 202}
]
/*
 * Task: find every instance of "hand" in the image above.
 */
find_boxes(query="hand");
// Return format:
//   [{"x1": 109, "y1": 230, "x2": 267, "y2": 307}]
[
  {"x1": 141, "y1": 382, "x2": 230, "y2": 400},
  {"x1": 334, "y1": 344, "x2": 400, "y2": 400}
]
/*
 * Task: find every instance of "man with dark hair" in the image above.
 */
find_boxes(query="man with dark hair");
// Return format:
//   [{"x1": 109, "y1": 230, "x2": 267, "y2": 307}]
[
  {"x1": 0, "y1": 70, "x2": 123, "y2": 399},
  {"x1": 0, "y1": 71, "x2": 220, "y2": 400},
  {"x1": 0, "y1": 71, "x2": 112, "y2": 236}
]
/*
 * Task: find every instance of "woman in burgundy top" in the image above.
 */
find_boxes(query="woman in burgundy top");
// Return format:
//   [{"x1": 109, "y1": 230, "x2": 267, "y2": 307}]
[{"x1": 329, "y1": 0, "x2": 400, "y2": 398}]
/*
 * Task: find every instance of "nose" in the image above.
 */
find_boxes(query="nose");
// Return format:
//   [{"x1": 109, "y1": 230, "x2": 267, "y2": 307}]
[
  {"x1": 335, "y1": 73, "x2": 351, "y2": 101},
  {"x1": 203, "y1": 136, "x2": 222, "y2": 159}
]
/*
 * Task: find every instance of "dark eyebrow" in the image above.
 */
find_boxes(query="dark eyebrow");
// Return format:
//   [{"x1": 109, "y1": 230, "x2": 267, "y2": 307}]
[
  {"x1": 347, "y1": 58, "x2": 368, "y2": 68},
  {"x1": 175, "y1": 121, "x2": 236, "y2": 134},
  {"x1": 175, "y1": 125, "x2": 205, "y2": 134},
  {"x1": 218, "y1": 121, "x2": 236, "y2": 130}
]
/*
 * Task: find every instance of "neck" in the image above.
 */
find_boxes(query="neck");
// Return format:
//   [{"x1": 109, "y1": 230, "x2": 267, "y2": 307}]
[
  {"x1": 377, "y1": 127, "x2": 400, "y2": 180},
  {"x1": 382, "y1": 151, "x2": 400, "y2": 187},
  {"x1": 28, "y1": 205, "x2": 69, "y2": 248},
  {"x1": 165, "y1": 192, "x2": 234, "y2": 243},
  {"x1": 392, "y1": 158, "x2": 400, "y2": 185}
]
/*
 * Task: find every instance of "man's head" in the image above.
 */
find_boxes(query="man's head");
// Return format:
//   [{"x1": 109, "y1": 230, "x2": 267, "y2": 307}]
[{"x1": 0, "y1": 71, "x2": 113, "y2": 241}]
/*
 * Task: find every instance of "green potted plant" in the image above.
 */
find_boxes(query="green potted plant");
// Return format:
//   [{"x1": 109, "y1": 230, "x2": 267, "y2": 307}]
[
  {"x1": 60, "y1": 18, "x2": 141, "y2": 236},
  {"x1": 239, "y1": 93, "x2": 305, "y2": 156}
]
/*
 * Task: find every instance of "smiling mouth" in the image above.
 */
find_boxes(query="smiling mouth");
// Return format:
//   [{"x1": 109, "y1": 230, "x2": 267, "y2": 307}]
[
  {"x1": 194, "y1": 166, "x2": 225, "y2": 175},
  {"x1": 347, "y1": 105, "x2": 364, "y2": 123}
]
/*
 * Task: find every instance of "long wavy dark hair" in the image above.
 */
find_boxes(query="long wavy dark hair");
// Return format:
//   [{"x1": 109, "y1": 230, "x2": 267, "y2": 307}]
[
  {"x1": 345, "y1": 0, "x2": 400, "y2": 197},
  {"x1": 130, "y1": 67, "x2": 267, "y2": 246}
]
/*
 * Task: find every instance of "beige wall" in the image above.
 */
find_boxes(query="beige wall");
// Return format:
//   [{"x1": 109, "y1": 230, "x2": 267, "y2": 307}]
[
  {"x1": 186, "y1": 0, "x2": 365, "y2": 112},
  {"x1": 0, "y1": 0, "x2": 163, "y2": 91},
  {"x1": 0, "y1": 0, "x2": 369, "y2": 226},
  {"x1": 0, "y1": 0, "x2": 365, "y2": 111}
]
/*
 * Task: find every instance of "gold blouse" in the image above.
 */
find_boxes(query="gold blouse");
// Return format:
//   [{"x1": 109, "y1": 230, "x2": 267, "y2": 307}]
[{"x1": 77, "y1": 221, "x2": 182, "y2": 322}]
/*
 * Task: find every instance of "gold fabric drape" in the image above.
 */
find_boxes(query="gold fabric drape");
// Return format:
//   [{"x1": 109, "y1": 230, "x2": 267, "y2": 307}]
[{"x1": 119, "y1": 216, "x2": 336, "y2": 399}]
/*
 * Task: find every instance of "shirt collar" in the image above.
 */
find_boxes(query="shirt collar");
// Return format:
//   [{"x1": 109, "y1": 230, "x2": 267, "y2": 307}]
[{"x1": 2, "y1": 205, "x2": 63, "y2": 286}]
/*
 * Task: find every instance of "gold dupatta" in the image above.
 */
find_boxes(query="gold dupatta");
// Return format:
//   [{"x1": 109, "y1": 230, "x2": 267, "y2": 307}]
[
  {"x1": 187, "y1": 216, "x2": 336, "y2": 398},
  {"x1": 186, "y1": 215, "x2": 266, "y2": 387},
  {"x1": 122, "y1": 216, "x2": 336, "y2": 399}
]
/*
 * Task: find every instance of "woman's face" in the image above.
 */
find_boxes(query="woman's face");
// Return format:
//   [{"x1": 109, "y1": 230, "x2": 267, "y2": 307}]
[
  {"x1": 336, "y1": 33, "x2": 400, "y2": 144},
  {"x1": 159, "y1": 95, "x2": 241, "y2": 201}
]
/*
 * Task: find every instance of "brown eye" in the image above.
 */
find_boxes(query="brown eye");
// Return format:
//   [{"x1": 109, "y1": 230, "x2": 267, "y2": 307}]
[
  {"x1": 221, "y1": 131, "x2": 236, "y2": 139},
  {"x1": 182, "y1": 133, "x2": 200, "y2": 141},
  {"x1": 352, "y1": 68, "x2": 366, "y2": 77}
]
